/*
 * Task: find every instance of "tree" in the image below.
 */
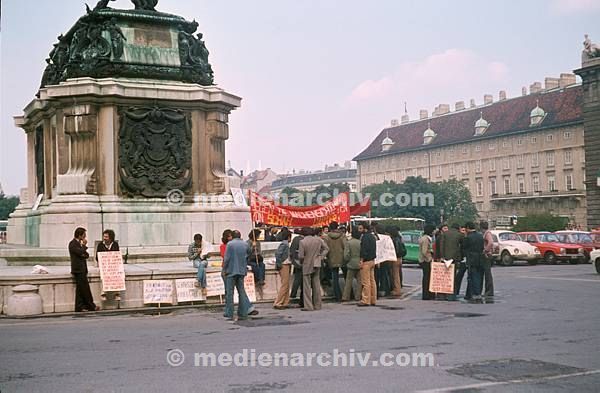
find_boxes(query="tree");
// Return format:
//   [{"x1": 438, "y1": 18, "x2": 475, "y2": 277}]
[
  {"x1": 361, "y1": 177, "x2": 478, "y2": 226},
  {"x1": 0, "y1": 193, "x2": 20, "y2": 220},
  {"x1": 512, "y1": 214, "x2": 568, "y2": 232}
]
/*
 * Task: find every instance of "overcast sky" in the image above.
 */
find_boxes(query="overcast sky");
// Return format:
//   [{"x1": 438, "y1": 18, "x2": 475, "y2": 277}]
[{"x1": 1, "y1": 0, "x2": 599, "y2": 195}]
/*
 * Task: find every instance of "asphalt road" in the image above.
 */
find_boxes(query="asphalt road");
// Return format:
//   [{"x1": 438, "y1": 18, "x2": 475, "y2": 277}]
[{"x1": 1, "y1": 264, "x2": 599, "y2": 393}]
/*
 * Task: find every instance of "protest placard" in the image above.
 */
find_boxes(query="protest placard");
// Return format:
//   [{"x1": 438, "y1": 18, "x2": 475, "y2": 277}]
[
  {"x1": 97, "y1": 251, "x2": 126, "y2": 292},
  {"x1": 206, "y1": 272, "x2": 225, "y2": 297},
  {"x1": 429, "y1": 261, "x2": 455, "y2": 294},
  {"x1": 143, "y1": 280, "x2": 174, "y2": 304},
  {"x1": 376, "y1": 234, "x2": 397, "y2": 265},
  {"x1": 175, "y1": 278, "x2": 206, "y2": 302}
]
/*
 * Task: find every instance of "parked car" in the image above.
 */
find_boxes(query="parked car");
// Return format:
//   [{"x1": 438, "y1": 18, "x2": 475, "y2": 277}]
[
  {"x1": 518, "y1": 232, "x2": 585, "y2": 265},
  {"x1": 591, "y1": 249, "x2": 600, "y2": 274},
  {"x1": 401, "y1": 230, "x2": 422, "y2": 263},
  {"x1": 555, "y1": 231, "x2": 600, "y2": 263},
  {"x1": 490, "y1": 230, "x2": 541, "y2": 266}
]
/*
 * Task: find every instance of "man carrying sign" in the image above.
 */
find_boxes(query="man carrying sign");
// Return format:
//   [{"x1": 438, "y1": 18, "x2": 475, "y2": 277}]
[{"x1": 96, "y1": 229, "x2": 121, "y2": 301}]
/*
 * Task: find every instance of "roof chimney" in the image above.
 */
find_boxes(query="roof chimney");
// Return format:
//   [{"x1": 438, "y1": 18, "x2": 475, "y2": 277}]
[
  {"x1": 419, "y1": 109, "x2": 428, "y2": 120},
  {"x1": 522, "y1": 86, "x2": 527, "y2": 96},
  {"x1": 438, "y1": 104, "x2": 450, "y2": 115},
  {"x1": 401, "y1": 114, "x2": 410, "y2": 124},
  {"x1": 484, "y1": 94, "x2": 493, "y2": 105},
  {"x1": 455, "y1": 101, "x2": 465, "y2": 111},
  {"x1": 559, "y1": 73, "x2": 576, "y2": 88},
  {"x1": 470, "y1": 99, "x2": 476, "y2": 108},
  {"x1": 530, "y1": 82, "x2": 542, "y2": 94},
  {"x1": 390, "y1": 119, "x2": 399, "y2": 127},
  {"x1": 499, "y1": 90, "x2": 507, "y2": 101},
  {"x1": 544, "y1": 77, "x2": 560, "y2": 90}
]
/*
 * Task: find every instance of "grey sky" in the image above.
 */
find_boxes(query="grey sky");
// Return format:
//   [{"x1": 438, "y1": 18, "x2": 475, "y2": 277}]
[{"x1": 1, "y1": 0, "x2": 599, "y2": 195}]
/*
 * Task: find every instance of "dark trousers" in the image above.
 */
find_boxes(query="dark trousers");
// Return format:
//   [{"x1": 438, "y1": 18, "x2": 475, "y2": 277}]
[
  {"x1": 330, "y1": 267, "x2": 342, "y2": 302},
  {"x1": 420, "y1": 262, "x2": 434, "y2": 300},
  {"x1": 73, "y1": 273, "x2": 96, "y2": 311},
  {"x1": 468, "y1": 265, "x2": 484, "y2": 298},
  {"x1": 248, "y1": 260, "x2": 265, "y2": 283},
  {"x1": 291, "y1": 266, "x2": 304, "y2": 307},
  {"x1": 482, "y1": 256, "x2": 494, "y2": 296},
  {"x1": 454, "y1": 262, "x2": 468, "y2": 296}
]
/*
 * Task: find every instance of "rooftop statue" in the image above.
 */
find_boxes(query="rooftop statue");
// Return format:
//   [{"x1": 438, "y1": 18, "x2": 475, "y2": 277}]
[
  {"x1": 582, "y1": 34, "x2": 600, "y2": 62},
  {"x1": 132, "y1": 0, "x2": 158, "y2": 11}
]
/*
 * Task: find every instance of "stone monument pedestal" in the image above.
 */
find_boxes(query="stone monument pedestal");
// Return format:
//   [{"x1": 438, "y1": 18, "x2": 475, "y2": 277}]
[{"x1": 5, "y1": 77, "x2": 250, "y2": 259}]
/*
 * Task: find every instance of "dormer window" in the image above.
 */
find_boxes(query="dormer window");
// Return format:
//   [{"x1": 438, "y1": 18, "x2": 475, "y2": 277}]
[
  {"x1": 530, "y1": 100, "x2": 546, "y2": 126},
  {"x1": 423, "y1": 122, "x2": 437, "y2": 145},
  {"x1": 381, "y1": 131, "x2": 394, "y2": 152},
  {"x1": 474, "y1": 112, "x2": 490, "y2": 136}
]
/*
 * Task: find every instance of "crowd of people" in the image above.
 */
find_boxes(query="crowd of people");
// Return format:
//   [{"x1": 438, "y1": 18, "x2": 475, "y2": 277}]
[{"x1": 67, "y1": 219, "x2": 495, "y2": 316}]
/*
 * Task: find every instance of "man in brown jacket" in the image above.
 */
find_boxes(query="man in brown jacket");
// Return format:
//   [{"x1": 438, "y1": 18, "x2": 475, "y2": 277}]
[{"x1": 298, "y1": 227, "x2": 329, "y2": 311}]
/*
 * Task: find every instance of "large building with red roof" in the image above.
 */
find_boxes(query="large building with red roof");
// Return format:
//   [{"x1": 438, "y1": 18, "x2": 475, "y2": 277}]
[{"x1": 353, "y1": 73, "x2": 588, "y2": 228}]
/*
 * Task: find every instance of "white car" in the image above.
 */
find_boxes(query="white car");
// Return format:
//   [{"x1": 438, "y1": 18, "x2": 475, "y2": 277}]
[
  {"x1": 490, "y1": 230, "x2": 541, "y2": 266},
  {"x1": 591, "y1": 249, "x2": 600, "y2": 274}
]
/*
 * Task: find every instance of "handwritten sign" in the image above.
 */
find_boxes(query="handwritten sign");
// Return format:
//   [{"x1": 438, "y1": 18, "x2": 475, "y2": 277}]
[
  {"x1": 175, "y1": 279, "x2": 206, "y2": 302},
  {"x1": 235, "y1": 273, "x2": 257, "y2": 303},
  {"x1": 376, "y1": 234, "x2": 397, "y2": 265},
  {"x1": 97, "y1": 251, "x2": 126, "y2": 292},
  {"x1": 429, "y1": 261, "x2": 455, "y2": 294},
  {"x1": 206, "y1": 272, "x2": 225, "y2": 297},
  {"x1": 143, "y1": 280, "x2": 174, "y2": 304}
]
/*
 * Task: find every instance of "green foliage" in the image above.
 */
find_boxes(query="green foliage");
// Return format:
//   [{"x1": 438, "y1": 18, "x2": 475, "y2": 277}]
[
  {"x1": 0, "y1": 193, "x2": 19, "y2": 220},
  {"x1": 512, "y1": 214, "x2": 568, "y2": 232},
  {"x1": 361, "y1": 177, "x2": 478, "y2": 226}
]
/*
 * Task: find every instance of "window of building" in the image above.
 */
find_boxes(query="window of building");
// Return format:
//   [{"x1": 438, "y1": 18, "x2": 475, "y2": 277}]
[
  {"x1": 565, "y1": 173, "x2": 573, "y2": 190},
  {"x1": 547, "y1": 151, "x2": 555, "y2": 167},
  {"x1": 546, "y1": 134, "x2": 554, "y2": 142},
  {"x1": 502, "y1": 140, "x2": 509, "y2": 148},
  {"x1": 548, "y1": 175, "x2": 556, "y2": 192},
  {"x1": 462, "y1": 162, "x2": 468, "y2": 175},
  {"x1": 518, "y1": 176, "x2": 525, "y2": 194},
  {"x1": 504, "y1": 177, "x2": 511, "y2": 194},
  {"x1": 531, "y1": 136, "x2": 537, "y2": 144},
  {"x1": 489, "y1": 142, "x2": 496, "y2": 150},
  {"x1": 531, "y1": 152, "x2": 539, "y2": 167},
  {"x1": 449, "y1": 146, "x2": 455, "y2": 153},
  {"x1": 462, "y1": 146, "x2": 468, "y2": 154},
  {"x1": 475, "y1": 145, "x2": 481, "y2": 152},
  {"x1": 517, "y1": 155, "x2": 524, "y2": 169},
  {"x1": 490, "y1": 178, "x2": 497, "y2": 195},
  {"x1": 533, "y1": 175, "x2": 540, "y2": 192},
  {"x1": 476, "y1": 160, "x2": 482, "y2": 173},
  {"x1": 489, "y1": 159, "x2": 496, "y2": 171},
  {"x1": 423, "y1": 153, "x2": 428, "y2": 163},
  {"x1": 564, "y1": 131, "x2": 572, "y2": 140},
  {"x1": 450, "y1": 165, "x2": 455, "y2": 176},
  {"x1": 503, "y1": 157, "x2": 510, "y2": 170},
  {"x1": 517, "y1": 138, "x2": 523, "y2": 146},
  {"x1": 476, "y1": 180, "x2": 483, "y2": 197},
  {"x1": 564, "y1": 150, "x2": 572, "y2": 165},
  {"x1": 436, "y1": 166, "x2": 442, "y2": 178}
]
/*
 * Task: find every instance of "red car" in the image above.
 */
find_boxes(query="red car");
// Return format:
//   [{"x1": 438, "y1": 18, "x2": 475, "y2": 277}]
[
  {"x1": 555, "y1": 231, "x2": 600, "y2": 263},
  {"x1": 518, "y1": 232, "x2": 585, "y2": 264}
]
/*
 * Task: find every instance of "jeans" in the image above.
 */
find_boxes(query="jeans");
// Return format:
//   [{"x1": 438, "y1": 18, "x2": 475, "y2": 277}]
[
  {"x1": 248, "y1": 260, "x2": 265, "y2": 283},
  {"x1": 331, "y1": 267, "x2": 342, "y2": 302},
  {"x1": 193, "y1": 259, "x2": 208, "y2": 288},
  {"x1": 224, "y1": 274, "x2": 249, "y2": 318},
  {"x1": 468, "y1": 265, "x2": 484, "y2": 299}
]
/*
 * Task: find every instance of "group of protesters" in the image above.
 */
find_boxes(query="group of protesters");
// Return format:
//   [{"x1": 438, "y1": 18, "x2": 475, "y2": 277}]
[
  {"x1": 421, "y1": 221, "x2": 494, "y2": 303},
  {"x1": 68, "y1": 218, "x2": 494, "y2": 316}
]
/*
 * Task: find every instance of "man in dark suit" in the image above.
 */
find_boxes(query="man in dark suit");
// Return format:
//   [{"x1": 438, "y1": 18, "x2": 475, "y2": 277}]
[
  {"x1": 462, "y1": 222, "x2": 485, "y2": 303},
  {"x1": 441, "y1": 223, "x2": 464, "y2": 301},
  {"x1": 70, "y1": 227, "x2": 99, "y2": 312}
]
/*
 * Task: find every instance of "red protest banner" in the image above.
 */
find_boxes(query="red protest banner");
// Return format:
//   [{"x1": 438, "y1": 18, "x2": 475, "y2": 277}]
[{"x1": 249, "y1": 191, "x2": 350, "y2": 227}]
